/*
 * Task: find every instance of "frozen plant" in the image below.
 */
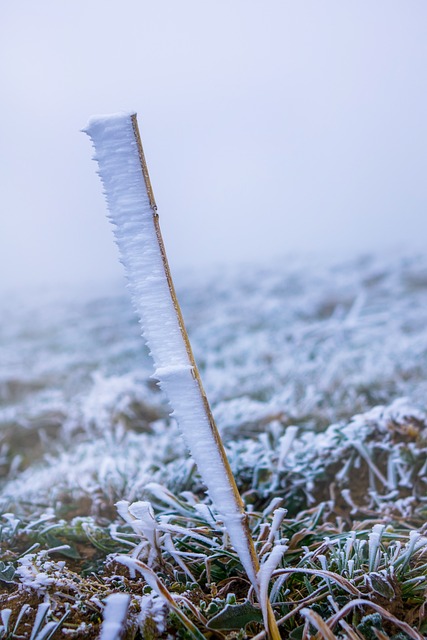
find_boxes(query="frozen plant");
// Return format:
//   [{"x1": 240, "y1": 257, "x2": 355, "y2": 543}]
[
  {"x1": 84, "y1": 112, "x2": 280, "y2": 638},
  {"x1": 100, "y1": 593, "x2": 130, "y2": 640}
]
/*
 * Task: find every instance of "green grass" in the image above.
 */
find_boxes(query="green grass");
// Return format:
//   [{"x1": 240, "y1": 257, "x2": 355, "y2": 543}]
[
  {"x1": 1, "y1": 403, "x2": 426, "y2": 639},
  {"x1": 1, "y1": 506, "x2": 426, "y2": 638}
]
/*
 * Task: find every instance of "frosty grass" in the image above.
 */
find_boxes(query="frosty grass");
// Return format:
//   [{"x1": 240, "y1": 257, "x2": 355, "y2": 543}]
[{"x1": 0, "y1": 252, "x2": 426, "y2": 638}]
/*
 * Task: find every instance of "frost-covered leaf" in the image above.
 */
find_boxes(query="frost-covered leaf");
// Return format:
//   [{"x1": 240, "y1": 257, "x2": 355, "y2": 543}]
[
  {"x1": 42, "y1": 534, "x2": 80, "y2": 559},
  {"x1": 366, "y1": 572, "x2": 395, "y2": 600},
  {"x1": 206, "y1": 600, "x2": 263, "y2": 630},
  {"x1": 100, "y1": 593, "x2": 130, "y2": 640},
  {"x1": 0, "y1": 561, "x2": 15, "y2": 583},
  {"x1": 29, "y1": 603, "x2": 50, "y2": 640}
]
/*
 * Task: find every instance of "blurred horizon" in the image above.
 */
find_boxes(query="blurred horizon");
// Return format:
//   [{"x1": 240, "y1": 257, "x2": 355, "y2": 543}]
[{"x1": 1, "y1": 1, "x2": 426, "y2": 291}]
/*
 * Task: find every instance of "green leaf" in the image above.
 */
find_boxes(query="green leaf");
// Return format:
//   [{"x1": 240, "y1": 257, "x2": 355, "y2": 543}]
[
  {"x1": 367, "y1": 572, "x2": 395, "y2": 599},
  {"x1": 207, "y1": 600, "x2": 263, "y2": 630},
  {"x1": 42, "y1": 534, "x2": 81, "y2": 559},
  {"x1": 0, "y1": 561, "x2": 16, "y2": 583},
  {"x1": 289, "y1": 625, "x2": 305, "y2": 640}
]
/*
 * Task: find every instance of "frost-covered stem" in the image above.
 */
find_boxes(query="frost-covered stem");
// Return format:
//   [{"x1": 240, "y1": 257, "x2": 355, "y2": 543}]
[
  {"x1": 100, "y1": 593, "x2": 130, "y2": 640},
  {"x1": 83, "y1": 113, "x2": 280, "y2": 639}
]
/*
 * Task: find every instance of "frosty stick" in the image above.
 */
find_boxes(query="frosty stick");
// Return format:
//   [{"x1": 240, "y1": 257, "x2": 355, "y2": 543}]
[{"x1": 83, "y1": 113, "x2": 280, "y2": 639}]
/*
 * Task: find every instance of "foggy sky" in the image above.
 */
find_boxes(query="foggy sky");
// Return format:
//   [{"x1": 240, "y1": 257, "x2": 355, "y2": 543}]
[{"x1": 1, "y1": 1, "x2": 426, "y2": 290}]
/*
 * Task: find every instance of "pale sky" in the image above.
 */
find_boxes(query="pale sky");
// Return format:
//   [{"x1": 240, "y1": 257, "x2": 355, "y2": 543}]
[{"x1": 1, "y1": 1, "x2": 426, "y2": 289}]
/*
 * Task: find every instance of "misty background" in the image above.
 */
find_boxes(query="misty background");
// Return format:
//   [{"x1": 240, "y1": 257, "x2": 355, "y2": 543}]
[{"x1": 1, "y1": 1, "x2": 426, "y2": 291}]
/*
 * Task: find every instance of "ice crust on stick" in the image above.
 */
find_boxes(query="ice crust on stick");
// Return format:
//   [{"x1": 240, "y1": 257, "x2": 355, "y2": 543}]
[
  {"x1": 83, "y1": 113, "x2": 188, "y2": 370},
  {"x1": 83, "y1": 113, "x2": 260, "y2": 595}
]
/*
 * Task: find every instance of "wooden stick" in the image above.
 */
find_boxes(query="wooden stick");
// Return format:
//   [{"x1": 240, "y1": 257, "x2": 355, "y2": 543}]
[{"x1": 85, "y1": 113, "x2": 281, "y2": 639}]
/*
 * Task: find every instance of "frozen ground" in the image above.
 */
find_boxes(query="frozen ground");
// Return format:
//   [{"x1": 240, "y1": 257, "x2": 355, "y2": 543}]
[
  {"x1": 0, "y1": 251, "x2": 426, "y2": 512},
  {"x1": 1, "y1": 251, "x2": 427, "y2": 638}
]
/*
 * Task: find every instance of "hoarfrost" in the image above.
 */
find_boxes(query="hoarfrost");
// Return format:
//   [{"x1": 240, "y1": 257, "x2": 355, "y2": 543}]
[
  {"x1": 16, "y1": 552, "x2": 68, "y2": 594},
  {"x1": 100, "y1": 593, "x2": 130, "y2": 640},
  {"x1": 0, "y1": 252, "x2": 426, "y2": 524},
  {"x1": 84, "y1": 113, "x2": 261, "y2": 593},
  {"x1": 138, "y1": 592, "x2": 168, "y2": 634}
]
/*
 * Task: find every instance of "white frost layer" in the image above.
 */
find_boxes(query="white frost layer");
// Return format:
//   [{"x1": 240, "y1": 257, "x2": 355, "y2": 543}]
[
  {"x1": 155, "y1": 363, "x2": 257, "y2": 587},
  {"x1": 84, "y1": 114, "x2": 189, "y2": 370},
  {"x1": 100, "y1": 593, "x2": 130, "y2": 640},
  {"x1": 84, "y1": 114, "x2": 259, "y2": 592}
]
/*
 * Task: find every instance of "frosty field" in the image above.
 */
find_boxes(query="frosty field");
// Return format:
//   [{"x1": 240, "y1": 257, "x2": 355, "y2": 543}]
[{"x1": 0, "y1": 252, "x2": 426, "y2": 639}]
